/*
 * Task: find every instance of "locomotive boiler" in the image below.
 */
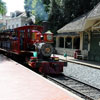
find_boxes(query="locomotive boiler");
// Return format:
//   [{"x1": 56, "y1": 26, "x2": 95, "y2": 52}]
[{"x1": 0, "y1": 25, "x2": 66, "y2": 74}]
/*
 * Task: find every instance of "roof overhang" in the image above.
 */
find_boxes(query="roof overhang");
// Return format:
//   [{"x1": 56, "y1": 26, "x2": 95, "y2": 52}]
[
  {"x1": 54, "y1": 33, "x2": 80, "y2": 37},
  {"x1": 57, "y1": 29, "x2": 84, "y2": 33},
  {"x1": 87, "y1": 15, "x2": 100, "y2": 21}
]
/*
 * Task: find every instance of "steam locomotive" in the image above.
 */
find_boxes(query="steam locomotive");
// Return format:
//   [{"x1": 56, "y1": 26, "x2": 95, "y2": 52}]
[{"x1": 0, "y1": 25, "x2": 66, "y2": 74}]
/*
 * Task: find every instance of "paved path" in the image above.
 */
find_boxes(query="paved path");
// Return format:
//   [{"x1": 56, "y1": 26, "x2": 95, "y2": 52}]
[
  {"x1": 0, "y1": 54, "x2": 84, "y2": 100},
  {"x1": 52, "y1": 54, "x2": 100, "y2": 69}
]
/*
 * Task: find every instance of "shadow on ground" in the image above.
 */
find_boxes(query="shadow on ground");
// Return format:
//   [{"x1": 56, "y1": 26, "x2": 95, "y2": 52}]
[{"x1": 0, "y1": 54, "x2": 10, "y2": 63}]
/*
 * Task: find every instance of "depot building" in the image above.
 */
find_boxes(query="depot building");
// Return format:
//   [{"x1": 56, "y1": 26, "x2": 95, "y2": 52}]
[{"x1": 56, "y1": 2, "x2": 100, "y2": 62}]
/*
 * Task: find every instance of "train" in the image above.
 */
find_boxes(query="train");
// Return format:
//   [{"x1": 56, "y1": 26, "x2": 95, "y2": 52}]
[{"x1": 0, "y1": 25, "x2": 67, "y2": 74}]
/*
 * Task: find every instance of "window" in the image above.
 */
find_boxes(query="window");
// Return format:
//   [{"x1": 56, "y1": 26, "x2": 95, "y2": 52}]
[
  {"x1": 27, "y1": 29, "x2": 31, "y2": 38},
  {"x1": 32, "y1": 32, "x2": 36, "y2": 40},
  {"x1": 12, "y1": 25, "x2": 14, "y2": 29},
  {"x1": 8, "y1": 25, "x2": 10, "y2": 29},
  {"x1": 59, "y1": 37, "x2": 64, "y2": 48},
  {"x1": 16, "y1": 24, "x2": 19, "y2": 27},
  {"x1": 20, "y1": 30, "x2": 25, "y2": 38},
  {"x1": 53, "y1": 37, "x2": 56, "y2": 47},
  {"x1": 65, "y1": 37, "x2": 72, "y2": 48},
  {"x1": 73, "y1": 37, "x2": 80, "y2": 49}
]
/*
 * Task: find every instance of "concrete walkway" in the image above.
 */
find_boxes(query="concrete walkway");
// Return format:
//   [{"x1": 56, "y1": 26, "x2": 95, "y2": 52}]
[
  {"x1": 52, "y1": 54, "x2": 100, "y2": 69},
  {"x1": 0, "y1": 54, "x2": 84, "y2": 100}
]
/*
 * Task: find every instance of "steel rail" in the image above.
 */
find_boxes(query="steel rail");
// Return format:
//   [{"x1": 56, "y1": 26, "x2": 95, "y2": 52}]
[{"x1": 46, "y1": 75, "x2": 100, "y2": 100}]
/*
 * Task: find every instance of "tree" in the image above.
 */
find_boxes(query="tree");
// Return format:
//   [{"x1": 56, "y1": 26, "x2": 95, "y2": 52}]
[
  {"x1": 32, "y1": 0, "x2": 48, "y2": 23},
  {"x1": 24, "y1": 0, "x2": 33, "y2": 17},
  {"x1": 48, "y1": 0, "x2": 62, "y2": 33},
  {"x1": 24, "y1": 0, "x2": 48, "y2": 24},
  {"x1": 42, "y1": 0, "x2": 50, "y2": 12},
  {"x1": 90, "y1": 0, "x2": 100, "y2": 8},
  {"x1": 0, "y1": 0, "x2": 6, "y2": 15}
]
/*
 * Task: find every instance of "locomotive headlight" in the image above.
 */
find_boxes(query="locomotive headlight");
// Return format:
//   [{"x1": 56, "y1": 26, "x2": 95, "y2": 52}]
[
  {"x1": 47, "y1": 35, "x2": 52, "y2": 41},
  {"x1": 45, "y1": 48, "x2": 51, "y2": 53},
  {"x1": 41, "y1": 43, "x2": 53, "y2": 57}
]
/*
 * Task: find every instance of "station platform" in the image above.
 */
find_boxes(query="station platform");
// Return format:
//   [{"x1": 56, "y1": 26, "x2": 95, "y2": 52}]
[
  {"x1": 0, "y1": 54, "x2": 84, "y2": 100},
  {"x1": 52, "y1": 54, "x2": 100, "y2": 69}
]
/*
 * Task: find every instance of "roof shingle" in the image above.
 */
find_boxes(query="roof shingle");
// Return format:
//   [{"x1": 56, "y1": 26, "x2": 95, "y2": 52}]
[
  {"x1": 57, "y1": 14, "x2": 87, "y2": 33},
  {"x1": 87, "y1": 2, "x2": 100, "y2": 19}
]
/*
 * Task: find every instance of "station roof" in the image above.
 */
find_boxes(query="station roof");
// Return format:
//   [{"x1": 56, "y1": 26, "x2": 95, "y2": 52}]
[
  {"x1": 57, "y1": 14, "x2": 87, "y2": 33},
  {"x1": 87, "y1": 2, "x2": 100, "y2": 20}
]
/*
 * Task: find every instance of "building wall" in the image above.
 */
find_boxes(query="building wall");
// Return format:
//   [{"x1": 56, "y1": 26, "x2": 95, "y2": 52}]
[
  {"x1": 81, "y1": 29, "x2": 100, "y2": 62},
  {"x1": 6, "y1": 17, "x2": 28, "y2": 29},
  {"x1": 0, "y1": 16, "x2": 10, "y2": 30},
  {"x1": 55, "y1": 47, "x2": 76, "y2": 56},
  {"x1": 7, "y1": 18, "x2": 21, "y2": 29},
  {"x1": 2, "y1": 16, "x2": 11, "y2": 26},
  {"x1": 21, "y1": 17, "x2": 29, "y2": 26},
  {"x1": 88, "y1": 30, "x2": 100, "y2": 62},
  {"x1": 55, "y1": 35, "x2": 80, "y2": 56}
]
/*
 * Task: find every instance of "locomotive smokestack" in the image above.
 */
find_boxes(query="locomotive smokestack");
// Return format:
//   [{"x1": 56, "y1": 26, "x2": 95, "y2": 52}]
[{"x1": 42, "y1": 21, "x2": 49, "y2": 33}]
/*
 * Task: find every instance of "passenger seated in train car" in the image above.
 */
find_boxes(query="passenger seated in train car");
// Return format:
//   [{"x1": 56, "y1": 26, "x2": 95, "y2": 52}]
[
  {"x1": 12, "y1": 35, "x2": 18, "y2": 41},
  {"x1": 20, "y1": 30, "x2": 25, "y2": 50},
  {"x1": 31, "y1": 30, "x2": 41, "y2": 42},
  {"x1": 30, "y1": 30, "x2": 41, "y2": 51},
  {"x1": 6, "y1": 35, "x2": 10, "y2": 50},
  {"x1": 20, "y1": 35, "x2": 23, "y2": 50}
]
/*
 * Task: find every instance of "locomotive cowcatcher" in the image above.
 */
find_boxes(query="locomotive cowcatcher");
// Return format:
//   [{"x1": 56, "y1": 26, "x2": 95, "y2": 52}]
[{"x1": 0, "y1": 25, "x2": 67, "y2": 74}]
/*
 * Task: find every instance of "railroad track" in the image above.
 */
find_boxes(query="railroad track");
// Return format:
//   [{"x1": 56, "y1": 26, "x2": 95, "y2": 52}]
[{"x1": 46, "y1": 74, "x2": 100, "y2": 100}]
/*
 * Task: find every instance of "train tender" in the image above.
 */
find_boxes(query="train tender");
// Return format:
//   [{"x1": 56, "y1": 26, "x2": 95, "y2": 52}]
[{"x1": 0, "y1": 25, "x2": 67, "y2": 74}]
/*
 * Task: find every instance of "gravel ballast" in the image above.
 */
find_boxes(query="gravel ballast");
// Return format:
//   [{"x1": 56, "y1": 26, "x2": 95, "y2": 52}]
[{"x1": 63, "y1": 62, "x2": 100, "y2": 89}]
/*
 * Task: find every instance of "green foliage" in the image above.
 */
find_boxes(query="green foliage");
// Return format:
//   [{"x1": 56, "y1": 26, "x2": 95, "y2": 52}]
[
  {"x1": 42, "y1": 0, "x2": 50, "y2": 12},
  {"x1": 24, "y1": 0, "x2": 48, "y2": 24},
  {"x1": 0, "y1": 0, "x2": 7, "y2": 15},
  {"x1": 24, "y1": 0, "x2": 33, "y2": 17}
]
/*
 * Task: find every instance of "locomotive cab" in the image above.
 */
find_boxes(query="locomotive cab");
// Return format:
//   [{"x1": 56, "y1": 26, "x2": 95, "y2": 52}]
[{"x1": 31, "y1": 30, "x2": 42, "y2": 43}]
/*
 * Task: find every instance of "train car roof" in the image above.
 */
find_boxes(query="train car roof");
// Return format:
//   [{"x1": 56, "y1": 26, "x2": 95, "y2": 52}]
[{"x1": 14, "y1": 25, "x2": 43, "y2": 33}]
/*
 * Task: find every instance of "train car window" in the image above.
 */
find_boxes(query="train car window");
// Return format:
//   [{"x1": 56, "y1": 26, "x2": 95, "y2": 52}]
[
  {"x1": 27, "y1": 29, "x2": 31, "y2": 38},
  {"x1": 20, "y1": 30, "x2": 25, "y2": 33},
  {"x1": 32, "y1": 32, "x2": 36, "y2": 40},
  {"x1": 11, "y1": 30, "x2": 17, "y2": 40},
  {"x1": 14, "y1": 31, "x2": 18, "y2": 40},
  {"x1": 20, "y1": 30, "x2": 25, "y2": 38},
  {"x1": 36, "y1": 33, "x2": 41, "y2": 40},
  {"x1": 20, "y1": 30, "x2": 25, "y2": 50}
]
